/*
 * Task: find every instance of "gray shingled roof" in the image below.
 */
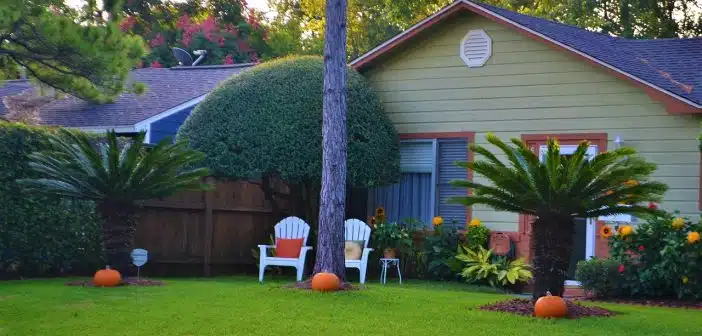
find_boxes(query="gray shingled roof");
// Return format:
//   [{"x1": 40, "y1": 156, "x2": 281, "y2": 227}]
[
  {"x1": 0, "y1": 64, "x2": 254, "y2": 127},
  {"x1": 0, "y1": 80, "x2": 33, "y2": 115},
  {"x1": 472, "y1": 1, "x2": 702, "y2": 106}
]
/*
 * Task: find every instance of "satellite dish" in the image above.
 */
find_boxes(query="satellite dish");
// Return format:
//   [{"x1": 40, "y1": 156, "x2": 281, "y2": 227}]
[{"x1": 172, "y1": 47, "x2": 193, "y2": 66}]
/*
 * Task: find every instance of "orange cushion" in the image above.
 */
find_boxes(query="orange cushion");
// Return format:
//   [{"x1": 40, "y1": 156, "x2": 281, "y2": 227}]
[{"x1": 275, "y1": 238, "x2": 304, "y2": 258}]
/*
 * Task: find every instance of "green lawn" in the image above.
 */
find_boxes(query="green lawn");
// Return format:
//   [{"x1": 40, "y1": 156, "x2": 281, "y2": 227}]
[{"x1": 0, "y1": 277, "x2": 698, "y2": 336}]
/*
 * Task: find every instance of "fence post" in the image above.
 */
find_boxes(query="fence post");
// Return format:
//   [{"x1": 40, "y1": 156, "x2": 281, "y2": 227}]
[{"x1": 203, "y1": 177, "x2": 214, "y2": 276}]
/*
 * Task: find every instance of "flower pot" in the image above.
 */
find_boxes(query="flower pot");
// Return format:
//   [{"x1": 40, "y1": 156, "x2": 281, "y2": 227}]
[{"x1": 383, "y1": 248, "x2": 397, "y2": 259}]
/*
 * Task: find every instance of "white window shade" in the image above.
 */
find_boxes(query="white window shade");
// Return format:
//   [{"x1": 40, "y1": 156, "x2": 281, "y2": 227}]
[{"x1": 460, "y1": 29, "x2": 492, "y2": 68}]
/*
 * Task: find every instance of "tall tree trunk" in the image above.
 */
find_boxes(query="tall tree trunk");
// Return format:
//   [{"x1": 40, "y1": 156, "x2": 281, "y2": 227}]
[
  {"x1": 530, "y1": 213, "x2": 575, "y2": 300},
  {"x1": 98, "y1": 202, "x2": 137, "y2": 278},
  {"x1": 313, "y1": 0, "x2": 348, "y2": 279}
]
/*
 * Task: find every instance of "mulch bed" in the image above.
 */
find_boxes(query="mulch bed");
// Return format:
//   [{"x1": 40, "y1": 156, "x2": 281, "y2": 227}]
[
  {"x1": 287, "y1": 280, "x2": 359, "y2": 291},
  {"x1": 577, "y1": 298, "x2": 702, "y2": 309},
  {"x1": 480, "y1": 298, "x2": 614, "y2": 319},
  {"x1": 65, "y1": 278, "x2": 165, "y2": 287}
]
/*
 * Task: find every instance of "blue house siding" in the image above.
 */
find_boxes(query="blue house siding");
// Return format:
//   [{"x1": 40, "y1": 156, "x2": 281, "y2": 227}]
[{"x1": 148, "y1": 105, "x2": 196, "y2": 143}]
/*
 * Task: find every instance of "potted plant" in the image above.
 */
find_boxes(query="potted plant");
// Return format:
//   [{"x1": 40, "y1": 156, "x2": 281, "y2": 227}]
[{"x1": 373, "y1": 221, "x2": 412, "y2": 258}]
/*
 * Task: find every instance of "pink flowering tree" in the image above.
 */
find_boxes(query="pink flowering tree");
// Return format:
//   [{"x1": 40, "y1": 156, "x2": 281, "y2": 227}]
[{"x1": 120, "y1": 0, "x2": 268, "y2": 68}]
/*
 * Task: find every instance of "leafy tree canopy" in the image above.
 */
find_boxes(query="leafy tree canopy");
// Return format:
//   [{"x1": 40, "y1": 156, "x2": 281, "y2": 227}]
[
  {"x1": 177, "y1": 56, "x2": 399, "y2": 188},
  {"x1": 263, "y1": 0, "x2": 701, "y2": 59},
  {"x1": 118, "y1": 0, "x2": 269, "y2": 67},
  {"x1": 0, "y1": 0, "x2": 146, "y2": 103}
]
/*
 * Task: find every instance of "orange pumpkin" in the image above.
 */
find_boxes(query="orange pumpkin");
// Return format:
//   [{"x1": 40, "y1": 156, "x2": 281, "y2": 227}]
[
  {"x1": 93, "y1": 266, "x2": 121, "y2": 287},
  {"x1": 534, "y1": 292, "x2": 568, "y2": 318},
  {"x1": 311, "y1": 272, "x2": 340, "y2": 292}
]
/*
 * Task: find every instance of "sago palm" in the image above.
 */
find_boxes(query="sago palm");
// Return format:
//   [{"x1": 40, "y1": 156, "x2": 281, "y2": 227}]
[
  {"x1": 450, "y1": 134, "x2": 667, "y2": 299},
  {"x1": 19, "y1": 129, "x2": 210, "y2": 276}
]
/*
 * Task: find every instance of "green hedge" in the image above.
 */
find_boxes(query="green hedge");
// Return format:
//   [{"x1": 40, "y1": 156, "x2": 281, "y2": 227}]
[{"x1": 0, "y1": 123, "x2": 102, "y2": 278}]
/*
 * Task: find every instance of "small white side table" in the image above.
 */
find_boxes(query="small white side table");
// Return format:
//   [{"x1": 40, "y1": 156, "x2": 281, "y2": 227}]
[{"x1": 379, "y1": 258, "x2": 402, "y2": 284}]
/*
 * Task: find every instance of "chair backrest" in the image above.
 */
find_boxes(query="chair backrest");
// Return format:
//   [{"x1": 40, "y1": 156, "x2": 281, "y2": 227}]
[
  {"x1": 344, "y1": 219, "x2": 372, "y2": 249},
  {"x1": 274, "y1": 216, "x2": 311, "y2": 246}
]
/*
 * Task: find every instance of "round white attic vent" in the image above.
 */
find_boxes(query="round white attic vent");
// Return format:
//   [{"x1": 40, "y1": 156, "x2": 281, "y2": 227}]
[{"x1": 460, "y1": 29, "x2": 492, "y2": 68}]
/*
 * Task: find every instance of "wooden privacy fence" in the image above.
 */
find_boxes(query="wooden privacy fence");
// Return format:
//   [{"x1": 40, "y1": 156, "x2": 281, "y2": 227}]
[{"x1": 135, "y1": 178, "x2": 288, "y2": 276}]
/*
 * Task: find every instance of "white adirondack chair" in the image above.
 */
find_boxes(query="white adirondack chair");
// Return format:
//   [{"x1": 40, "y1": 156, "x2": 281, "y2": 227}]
[
  {"x1": 258, "y1": 216, "x2": 312, "y2": 282},
  {"x1": 344, "y1": 218, "x2": 373, "y2": 284}
]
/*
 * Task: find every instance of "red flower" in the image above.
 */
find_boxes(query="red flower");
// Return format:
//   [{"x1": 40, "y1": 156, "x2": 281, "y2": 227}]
[
  {"x1": 648, "y1": 202, "x2": 658, "y2": 210},
  {"x1": 200, "y1": 16, "x2": 218, "y2": 42},
  {"x1": 151, "y1": 61, "x2": 163, "y2": 68},
  {"x1": 176, "y1": 15, "x2": 192, "y2": 29},
  {"x1": 638, "y1": 245, "x2": 645, "y2": 252},
  {"x1": 149, "y1": 33, "x2": 165, "y2": 48},
  {"x1": 120, "y1": 16, "x2": 136, "y2": 32},
  {"x1": 618, "y1": 264, "x2": 625, "y2": 273},
  {"x1": 224, "y1": 55, "x2": 234, "y2": 65}
]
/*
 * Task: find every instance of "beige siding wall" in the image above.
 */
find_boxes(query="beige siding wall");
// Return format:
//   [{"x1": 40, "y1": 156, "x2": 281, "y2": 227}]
[{"x1": 364, "y1": 13, "x2": 701, "y2": 232}]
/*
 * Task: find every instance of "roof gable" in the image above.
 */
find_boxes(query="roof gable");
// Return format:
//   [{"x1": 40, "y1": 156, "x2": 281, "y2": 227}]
[{"x1": 351, "y1": 0, "x2": 702, "y2": 113}]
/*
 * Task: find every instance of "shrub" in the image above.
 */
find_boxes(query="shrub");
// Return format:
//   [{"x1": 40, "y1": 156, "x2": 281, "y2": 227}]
[
  {"x1": 456, "y1": 246, "x2": 532, "y2": 290},
  {"x1": 464, "y1": 224, "x2": 490, "y2": 251},
  {"x1": 0, "y1": 123, "x2": 102, "y2": 277},
  {"x1": 178, "y1": 56, "x2": 400, "y2": 222},
  {"x1": 423, "y1": 222, "x2": 461, "y2": 280},
  {"x1": 608, "y1": 212, "x2": 702, "y2": 300},
  {"x1": 574, "y1": 258, "x2": 623, "y2": 298}
]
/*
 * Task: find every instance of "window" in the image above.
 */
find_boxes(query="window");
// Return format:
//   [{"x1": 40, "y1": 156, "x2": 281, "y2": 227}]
[{"x1": 368, "y1": 138, "x2": 469, "y2": 228}]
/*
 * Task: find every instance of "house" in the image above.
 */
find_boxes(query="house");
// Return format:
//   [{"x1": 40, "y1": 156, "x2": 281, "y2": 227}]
[
  {"x1": 0, "y1": 64, "x2": 254, "y2": 143},
  {"x1": 354, "y1": 0, "x2": 702, "y2": 274}
]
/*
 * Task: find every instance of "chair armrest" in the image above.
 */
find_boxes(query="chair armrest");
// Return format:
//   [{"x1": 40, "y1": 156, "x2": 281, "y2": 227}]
[
  {"x1": 258, "y1": 245, "x2": 274, "y2": 254},
  {"x1": 361, "y1": 248, "x2": 373, "y2": 261},
  {"x1": 299, "y1": 246, "x2": 313, "y2": 262}
]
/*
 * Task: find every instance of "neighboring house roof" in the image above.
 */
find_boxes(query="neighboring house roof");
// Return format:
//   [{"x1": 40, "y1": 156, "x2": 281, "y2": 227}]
[
  {"x1": 350, "y1": 0, "x2": 702, "y2": 113},
  {"x1": 0, "y1": 64, "x2": 254, "y2": 128},
  {"x1": 0, "y1": 80, "x2": 33, "y2": 115}
]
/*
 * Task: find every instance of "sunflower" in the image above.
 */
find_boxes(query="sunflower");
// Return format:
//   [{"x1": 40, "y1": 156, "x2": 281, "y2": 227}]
[
  {"x1": 600, "y1": 225, "x2": 613, "y2": 238},
  {"x1": 672, "y1": 217, "x2": 686, "y2": 230},
  {"x1": 687, "y1": 232, "x2": 700, "y2": 244},
  {"x1": 469, "y1": 218, "x2": 481, "y2": 227},
  {"x1": 375, "y1": 207, "x2": 386, "y2": 224},
  {"x1": 619, "y1": 225, "x2": 633, "y2": 237},
  {"x1": 432, "y1": 216, "x2": 444, "y2": 227}
]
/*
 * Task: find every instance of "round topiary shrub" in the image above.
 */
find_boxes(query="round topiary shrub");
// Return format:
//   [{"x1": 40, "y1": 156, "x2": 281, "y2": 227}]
[{"x1": 178, "y1": 56, "x2": 399, "y2": 218}]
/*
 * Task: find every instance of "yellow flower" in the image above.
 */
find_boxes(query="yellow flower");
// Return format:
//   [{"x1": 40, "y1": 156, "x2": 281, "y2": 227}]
[
  {"x1": 469, "y1": 218, "x2": 481, "y2": 227},
  {"x1": 687, "y1": 232, "x2": 700, "y2": 244},
  {"x1": 672, "y1": 217, "x2": 686, "y2": 230},
  {"x1": 624, "y1": 180, "x2": 639, "y2": 187},
  {"x1": 600, "y1": 225, "x2": 613, "y2": 238},
  {"x1": 619, "y1": 225, "x2": 633, "y2": 237},
  {"x1": 682, "y1": 276, "x2": 689, "y2": 284},
  {"x1": 432, "y1": 216, "x2": 444, "y2": 227}
]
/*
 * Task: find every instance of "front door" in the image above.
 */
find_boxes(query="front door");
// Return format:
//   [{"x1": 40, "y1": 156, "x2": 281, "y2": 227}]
[{"x1": 538, "y1": 144, "x2": 598, "y2": 284}]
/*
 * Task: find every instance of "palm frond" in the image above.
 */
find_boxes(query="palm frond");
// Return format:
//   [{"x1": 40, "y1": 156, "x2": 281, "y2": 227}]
[
  {"x1": 18, "y1": 129, "x2": 210, "y2": 204},
  {"x1": 450, "y1": 134, "x2": 667, "y2": 219}
]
